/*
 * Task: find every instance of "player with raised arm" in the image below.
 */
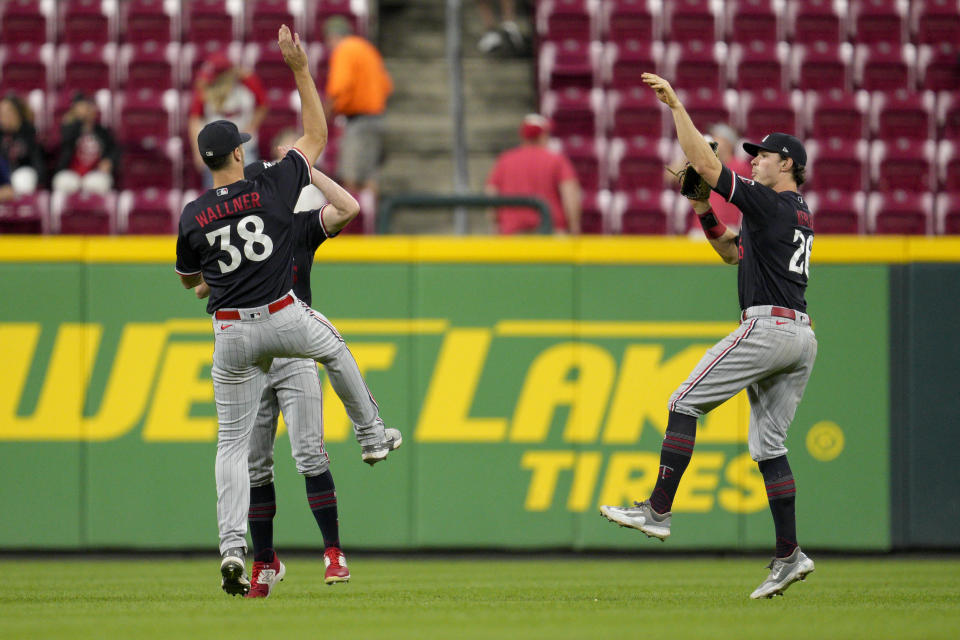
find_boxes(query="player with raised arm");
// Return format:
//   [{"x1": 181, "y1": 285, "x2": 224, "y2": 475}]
[
  {"x1": 600, "y1": 73, "x2": 818, "y2": 600},
  {"x1": 175, "y1": 25, "x2": 400, "y2": 597}
]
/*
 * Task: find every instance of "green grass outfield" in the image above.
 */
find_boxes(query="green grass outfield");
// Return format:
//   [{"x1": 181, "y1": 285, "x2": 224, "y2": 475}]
[{"x1": 1, "y1": 556, "x2": 958, "y2": 640}]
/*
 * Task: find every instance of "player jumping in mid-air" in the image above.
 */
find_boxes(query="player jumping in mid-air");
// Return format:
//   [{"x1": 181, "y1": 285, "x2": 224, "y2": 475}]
[
  {"x1": 601, "y1": 73, "x2": 817, "y2": 600},
  {"x1": 193, "y1": 154, "x2": 379, "y2": 597},
  {"x1": 175, "y1": 25, "x2": 400, "y2": 597}
]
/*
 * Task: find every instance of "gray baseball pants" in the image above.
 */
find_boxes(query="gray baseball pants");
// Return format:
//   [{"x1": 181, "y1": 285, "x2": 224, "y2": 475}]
[
  {"x1": 668, "y1": 306, "x2": 818, "y2": 461},
  {"x1": 248, "y1": 357, "x2": 330, "y2": 488},
  {"x1": 211, "y1": 292, "x2": 386, "y2": 554}
]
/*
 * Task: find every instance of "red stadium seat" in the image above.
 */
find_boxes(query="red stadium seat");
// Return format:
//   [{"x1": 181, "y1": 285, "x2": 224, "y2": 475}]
[
  {"x1": 0, "y1": 191, "x2": 49, "y2": 234},
  {"x1": 937, "y1": 92, "x2": 960, "y2": 140},
  {"x1": 310, "y1": 0, "x2": 369, "y2": 39},
  {"x1": 804, "y1": 89, "x2": 869, "y2": 140},
  {"x1": 917, "y1": 43, "x2": 960, "y2": 92},
  {"x1": 114, "y1": 88, "x2": 179, "y2": 147},
  {"x1": 601, "y1": 40, "x2": 662, "y2": 91},
  {"x1": 605, "y1": 86, "x2": 664, "y2": 138},
  {"x1": 52, "y1": 191, "x2": 117, "y2": 235},
  {"x1": 538, "y1": 39, "x2": 602, "y2": 93},
  {"x1": 790, "y1": 41, "x2": 853, "y2": 92},
  {"x1": 911, "y1": 0, "x2": 960, "y2": 45},
  {"x1": 868, "y1": 191, "x2": 934, "y2": 235},
  {"x1": 666, "y1": 40, "x2": 727, "y2": 92},
  {"x1": 541, "y1": 87, "x2": 604, "y2": 139},
  {"x1": 119, "y1": 136, "x2": 182, "y2": 191},
  {"x1": 245, "y1": 0, "x2": 301, "y2": 45},
  {"x1": 118, "y1": 42, "x2": 179, "y2": 91},
  {"x1": 681, "y1": 86, "x2": 733, "y2": 133},
  {"x1": 937, "y1": 141, "x2": 960, "y2": 191},
  {"x1": 740, "y1": 89, "x2": 803, "y2": 140},
  {"x1": 870, "y1": 138, "x2": 935, "y2": 191},
  {"x1": 243, "y1": 43, "x2": 299, "y2": 94},
  {"x1": 666, "y1": 0, "x2": 720, "y2": 43},
  {"x1": 554, "y1": 135, "x2": 607, "y2": 191},
  {"x1": 180, "y1": 42, "x2": 243, "y2": 90},
  {"x1": 122, "y1": 0, "x2": 179, "y2": 44},
  {"x1": 183, "y1": 0, "x2": 240, "y2": 45},
  {"x1": 0, "y1": 0, "x2": 52, "y2": 45},
  {"x1": 936, "y1": 192, "x2": 960, "y2": 234},
  {"x1": 725, "y1": 0, "x2": 781, "y2": 45},
  {"x1": 850, "y1": 0, "x2": 908, "y2": 45},
  {"x1": 600, "y1": 0, "x2": 658, "y2": 42},
  {"x1": 608, "y1": 136, "x2": 670, "y2": 191},
  {"x1": 0, "y1": 42, "x2": 53, "y2": 93},
  {"x1": 729, "y1": 41, "x2": 789, "y2": 92},
  {"x1": 788, "y1": 0, "x2": 845, "y2": 45},
  {"x1": 118, "y1": 188, "x2": 181, "y2": 234},
  {"x1": 806, "y1": 190, "x2": 867, "y2": 234},
  {"x1": 536, "y1": 0, "x2": 599, "y2": 42},
  {"x1": 806, "y1": 138, "x2": 869, "y2": 192},
  {"x1": 579, "y1": 190, "x2": 613, "y2": 234},
  {"x1": 854, "y1": 42, "x2": 916, "y2": 91},
  {"x1": 869, "y1": 90, "x2": 935, "y2": 141},
  {"x1": 613, "y1": 188, "x2": 674, "y2": 235},
  {"x1": 256, "y1": 88, "x2": 300, "y2": 161},
  {"x1": 308, "y1": 43, "x2": 330, "y2": 94},
  {"x1": 58, "y1": 0, "x2": 116, "y2": 45},
  {"x1": 56, "y1": 42, "x2": 117, "y2": 93}
]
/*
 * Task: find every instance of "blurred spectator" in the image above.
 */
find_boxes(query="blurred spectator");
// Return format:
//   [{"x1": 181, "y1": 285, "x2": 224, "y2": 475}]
[
  {"x1": 323, "y1": 16, "x2": 393, "y2": 198},
  {"x1": 486, "y1": 114, "x2": 581, "y2": 234},
  {"x1": 0, "y1": 94, "x2": 45, "y2": 195},
  {"x1": 0, "y1": 156, "x2": 14, "y2": 202},
  {"x1": 51, "y1": 93, "x2": 120, "y2": 195},
  {"x1": 476, "y1": 0, "x2": 526, "y2": 55},
  {"x1": 670, "y1": 123, "x2": 752, "y2": 233},
  {"x1": 188, "y1": 53, "x2": 268, "y2": 183}
]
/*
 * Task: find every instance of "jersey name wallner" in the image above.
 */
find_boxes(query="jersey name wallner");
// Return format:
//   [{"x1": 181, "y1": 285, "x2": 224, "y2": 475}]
[{"x1": 194, "y1": 192, "x2": 263, "y2": 228}]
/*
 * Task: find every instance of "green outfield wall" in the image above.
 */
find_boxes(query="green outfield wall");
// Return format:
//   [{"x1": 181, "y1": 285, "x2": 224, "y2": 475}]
[{"x1": 0, "y1": 236, "x2": 957, "y2": 551}]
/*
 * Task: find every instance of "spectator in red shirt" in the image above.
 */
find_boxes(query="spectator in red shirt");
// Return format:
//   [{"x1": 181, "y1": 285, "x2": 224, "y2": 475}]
[
  {"x1": 51, "y1": 93, "x2": 119, "y2": 196},
  {"x1": 486, "y1": 114, "x2": 582, "y2": 234},
  {"x1": 188, "y1": 53, "x2": 268, "y2": 181}
]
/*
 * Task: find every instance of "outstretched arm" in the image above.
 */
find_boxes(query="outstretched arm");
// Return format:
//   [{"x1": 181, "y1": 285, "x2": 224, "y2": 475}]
[
  {"x1": 312, "y1": 167, "x2": 360, "y2": 234},
  {"x1": 690, "y1": 199, "x2": 739, "y2": 265},
  {"x1": 642, "y1": 73, "x2": 722, "y2": 188},
  {"x1": 278, "y1": 24, "x2": 327, "y2": 165}
]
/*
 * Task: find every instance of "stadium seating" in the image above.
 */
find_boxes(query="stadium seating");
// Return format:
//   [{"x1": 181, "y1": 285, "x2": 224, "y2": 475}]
[
  {"x1": 607, "y1": 135, "x2": 670, "y2": 191},
  {"x1": 725, "y1": 0, "x2": 783, "y2": 45},
  {"x1": 790, "y1": 41, "x2": 854, "y2": 92},
  {"x1": 117, "y1": 188, "x2": 180, "y2": 234},
  {"x1": 117, "y1": 41, "x2": 180, "y2": 91},
  {"x1": 938, "y1": 92, "x2": 960, "y2": 140},
  {"x1": 739, "y1": 88, "x2": 803, "y2": 140},
  {"x1": 870, "y1": 138, "x2": 936, "y2": 191},
  {"x1": 0, "y1": 0, "x2": 53, "y2": 45},
  {"x1": 807, "y1": 190, "x2": 867, "y2": 234},
  {"x1": 310, "y1": 0, "x2": 369, "y2": 39},
  {"x1": 680, "y1": 86, "x2": 733, "y2": 132},
  {"x1": 0, "y1": 42, "x2": 53, "y2": 93},
  {"x1": 244, "y1": 0, "x2": 300, "y2": 45},
  {"x1": 665, "y1": 0, "x2": 721, "y2": 43},
  {"x1": 850, "y1": 0, "x2": 909, "y2": 45},
  {"x1": 182, "y1": 0, "x2": 241, "y2": 45},
  {"x1": 868, "y1": 190, "x2": 934, "y2": 235},
  {"x1": 804, "y1": 89, "x2": 870, "y2": 140},
  {"x1": 538, "y1": 39, "x2": 602, "y2": 93},
  {"x1": 555, "y1": 135, "x2": 607, "y2": 191},
  {"x1": 612, "y1": 188, "x2": 674, "y2": 235},
  {"x1": 0, "y1": 191, "x2": 49, "y2": 234},
  {"x1": 605, "y1": 86, "x2": 663, "y2": 138},
  {"x1": 119, "y1": 136, "x2": 182, "y2": 191},
  {"x1": 910, "y1": 0, "x2": 960, "y2": 45},
  {"x1": 937, "y1": 140, "x2": 960, "y2": 191},
  {"x1": 869, "y1": 89, "x2": 935, "y2": 140},
  {"x1": 256, "y1": 88, "x2": 302, "y2": 161},
  {"x1": 51, "y1": 190, "x2": 117, "y2": 234},
  {"x1": 806, "y1": 138, "x2": 870, "y2": 192},
  {"x1": 664, "y1": 40, "x2": 727, "y2": 93},
  {"x1": 121, "y1": 0, "x2": 178, "y2": 44},
  {"x1": 729, "y1": 41, "x2": 789, "y2": 91},
  {"x1": 853, "y1": 42, "x2": 916, "y2": 91},
  {"x1": 600, "y1": 0, "x2": 659, "y2": 43},
  {"x1": 601, "y1": 40, "x2": 662, "y2": 91},
  {"x1": 936, "y1": 192, "x2": 960, "y2": 234},
  {"x1": 58, "y1": 0, "x2": 116, "y2": 46},
  {"x1": 542, "y1": 87, "x2": 604, "y2": 139},
  {"x1": 917, "y1": 43, "x2": 960, "y2": 91},
  {"x1": 580, "y1": 189, "x2": 613, "y2": 234},
  {"x1": 788, "y1": 0, "x2": 845, "y2": 45},
  {"x1": 536, "y1": 0, "x2": 600, "y2": 43},
  {"x1": 114, "y1": 88, "x2": 179, "y2": 147}
]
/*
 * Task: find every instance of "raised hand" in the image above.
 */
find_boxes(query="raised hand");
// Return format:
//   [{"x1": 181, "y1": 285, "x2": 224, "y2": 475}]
[
  {"x1": 278, "y1": 24, "x2": 307, "y2": 71},
  {"x1": 642, "y1": 73, "x2": 681, "y2": 109}
]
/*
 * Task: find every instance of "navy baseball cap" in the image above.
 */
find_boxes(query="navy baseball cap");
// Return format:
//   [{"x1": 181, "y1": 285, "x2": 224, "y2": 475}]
[
  {"x1": 197, "y1": 120, "x2": 251, "y2": 158},
  {"x1": 743, "y1": 132, "x2": 807, "y2": 167}
]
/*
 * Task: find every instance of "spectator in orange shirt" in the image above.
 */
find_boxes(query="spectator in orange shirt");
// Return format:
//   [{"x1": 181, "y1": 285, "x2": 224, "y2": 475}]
[
  {"x1": 323, "y1": 16, "x2": 393, "y2": 197},
  {"x1": 486, "y1": 114, "x2": 581, "y2": 234}
]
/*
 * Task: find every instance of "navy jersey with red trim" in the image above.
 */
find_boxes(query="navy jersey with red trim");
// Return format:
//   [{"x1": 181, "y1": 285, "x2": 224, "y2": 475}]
[
  {"x1": 175, "y1": 148, "x2": 311, "y2": 313},
  {"x1": 243, "y1": 160, "x2": 336, "y2": 307},
  {"x1": 713, "y1": 164, "x2": 814, "y2": 312}
]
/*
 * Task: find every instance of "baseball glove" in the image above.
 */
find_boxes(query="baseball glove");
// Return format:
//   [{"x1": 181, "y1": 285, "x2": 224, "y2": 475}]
[{"x1": 668, "y1": 141, "x2": 720, "y2": 201}]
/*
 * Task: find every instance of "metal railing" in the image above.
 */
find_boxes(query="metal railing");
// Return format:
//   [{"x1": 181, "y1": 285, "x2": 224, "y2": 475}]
[{"x1": 377, "y1": 194, "x2": 553, "y2": 234}]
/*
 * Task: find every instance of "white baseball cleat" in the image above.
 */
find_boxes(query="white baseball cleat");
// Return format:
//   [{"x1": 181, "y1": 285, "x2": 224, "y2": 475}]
[
  {"x1": 361, "y1": 428, "x2": 403, "y2": 466},
  {"x1": 750, "y1": 547, "x2": 815, "y2": 599},
  {"x1": 600, "y1": 501, "x2": 672, "y2": 541},
  {"x1": 220, "y1": 547, "x2": 250, "y2": 596}
]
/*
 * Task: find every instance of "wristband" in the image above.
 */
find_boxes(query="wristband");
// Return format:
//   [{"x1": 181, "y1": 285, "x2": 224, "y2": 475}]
[{"x1": 697, "y1": 209, "x2": 727, "y2": 239}]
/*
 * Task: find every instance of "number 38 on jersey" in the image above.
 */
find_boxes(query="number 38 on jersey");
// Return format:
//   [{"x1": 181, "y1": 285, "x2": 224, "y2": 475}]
[{"x1": 205, "y1": 215, "x2": 275, "y2": 274}]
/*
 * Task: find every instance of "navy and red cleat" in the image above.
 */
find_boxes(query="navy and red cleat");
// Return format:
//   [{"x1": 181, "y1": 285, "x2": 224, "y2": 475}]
[{"x1": 244, "y1": 550, "x2": 286, "y2": 599}]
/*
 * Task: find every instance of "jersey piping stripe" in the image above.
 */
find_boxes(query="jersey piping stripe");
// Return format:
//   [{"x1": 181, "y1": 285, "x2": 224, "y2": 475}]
[
  {"x1": 726, "y1": 171, "x2": 738, "y2": 203},
  {"x1": 318, "y1": 203, "x2": 332, "y2": 238},
  {"x1": 175, "y1": 267, "x2": 201, "y2": 276},
  {"x1": 291, "y1": 146, "x2": 311, "y2": 185},
  {"x1": 670, "y1": 318, "x2": 757, "y2": 412}
]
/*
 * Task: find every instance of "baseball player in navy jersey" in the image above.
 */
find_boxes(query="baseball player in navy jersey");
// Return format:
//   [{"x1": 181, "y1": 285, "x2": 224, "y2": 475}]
[
  {"x1": 175, "y1": 25, "x2": 400, "y2": 597},
  {"x1": 601, "y1": 73, "x2": 817, "y2": 600},
  {"x1": 193, "y1": 157, "x2": 365, "y2": 597}
]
